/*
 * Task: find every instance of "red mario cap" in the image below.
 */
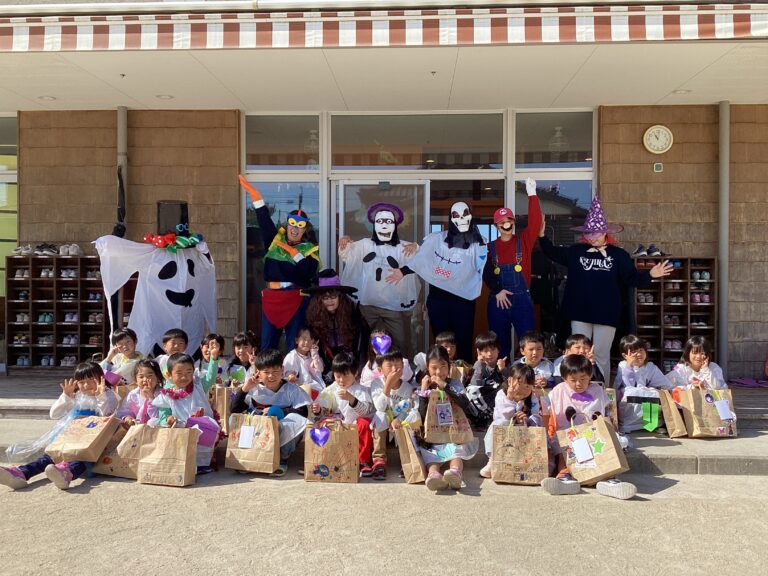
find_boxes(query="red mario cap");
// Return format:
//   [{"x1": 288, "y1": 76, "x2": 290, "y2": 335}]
[{"x1": 493, "y1": 207, "x2": 515, "y2": 224}]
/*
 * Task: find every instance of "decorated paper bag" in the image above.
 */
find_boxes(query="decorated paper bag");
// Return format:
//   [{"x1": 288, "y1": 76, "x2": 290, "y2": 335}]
[
  {"x1": 210, "y1": 385, "x2": 240, "y2": 434},
  {"x1": 619, "y1": 387, "x2": 662, "y2": 433},
  {"x1": 556, "y1": 416, "x2": 629, "y2": 485},
  {"x1": 678, "y1": 388, "x2": 737, "y2": 438},
  {"x1": 304, "y1": 421, "x2": 359, "y2": 483},
  {"x1": 46, "y1": 416, "x2": 121, "y2": 463},
  {"x1": 93, "y1": 423, "x2": 146, "y2": 479},
  {"x1": 138, "y1": 427, "x2": 198, "y2": 487},
  {"x1": 659, "y1": 389, "x2": 687, "y2": 438},
  {"x1": 423, "y1": 390, "x2": 474, "y2": 445},
  {"x1": 225, "y1": 413, "x2": 280, "y2": 473},
  {"x1": 115, "y1": 384, "x2": 137, "y2": 402},
  {"x1": 604, "y1": 388, "x2": 619, "y2": 430},
  {"x1": 491, "y1": 423, "x2": 549, "y2": 485},
  {"x1": 394, "y1": 425, "x2": 426, "y2": 484}
]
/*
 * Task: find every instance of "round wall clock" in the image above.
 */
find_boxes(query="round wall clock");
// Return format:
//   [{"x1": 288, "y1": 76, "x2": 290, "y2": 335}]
[{"x1": 643, "y1": 124, "x2": 674, "y2": 154}]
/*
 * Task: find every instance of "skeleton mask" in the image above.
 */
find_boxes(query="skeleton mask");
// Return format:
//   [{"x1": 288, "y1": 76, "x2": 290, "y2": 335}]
[
  {"x1": 450, "y1": 202, "x2": 472, "y2": 233},
  {"x1": 373, "y1": 210, "x2": 396, "y2": 242}
]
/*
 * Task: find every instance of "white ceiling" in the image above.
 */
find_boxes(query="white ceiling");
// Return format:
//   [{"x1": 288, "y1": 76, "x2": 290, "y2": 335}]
[{"x1": 0, "y1": 40, "x2": 766, "y2": 112}]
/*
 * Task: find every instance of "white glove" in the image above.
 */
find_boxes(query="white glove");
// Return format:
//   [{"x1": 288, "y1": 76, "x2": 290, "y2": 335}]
[{"x1": 526, "y1": 177, "x2": 537, "y2": 197}]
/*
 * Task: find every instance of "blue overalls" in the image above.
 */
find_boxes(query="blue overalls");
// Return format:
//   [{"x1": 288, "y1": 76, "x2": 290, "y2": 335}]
[{"x1": 487, "y1": 237, "x2": 535, "y2": 360}]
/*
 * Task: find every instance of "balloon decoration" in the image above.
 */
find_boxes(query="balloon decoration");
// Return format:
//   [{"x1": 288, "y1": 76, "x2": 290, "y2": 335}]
[{"x1": 143, "y1": 231, "x2": 204, "y2": 253}]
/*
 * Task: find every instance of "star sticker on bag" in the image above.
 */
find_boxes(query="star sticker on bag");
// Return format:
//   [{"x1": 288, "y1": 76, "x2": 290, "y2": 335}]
[{"x1": 592, "y1": 439, "x2": 605, "y2": 455}]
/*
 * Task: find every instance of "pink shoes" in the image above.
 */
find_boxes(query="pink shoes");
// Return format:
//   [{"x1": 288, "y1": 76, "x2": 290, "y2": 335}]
[
  {"x1": 0, "y1": 465, "x2": 28, "y2": 490},
  {"x1": 45, "y1": 462, "x2": 73, "y2": 490}
]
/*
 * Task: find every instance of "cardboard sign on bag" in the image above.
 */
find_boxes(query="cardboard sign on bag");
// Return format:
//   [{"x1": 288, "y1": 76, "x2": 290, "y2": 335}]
[
  {"x1": 93, "y1": 423, "x2": 146, "y2": 479},
  {"x1": 225, "y1": 413, "x2": 280, "y2": 474},
  {"x1": 137, "y1": 427, "x2": 198, "y2": 487},
  {"x1": 556, "y1": 416, "x2": 629, "y2": 485},
  {"x1": 423, "y1": 390, "x2": 474, "y2": 445},
  {"x1": 491, "y1": 423, "x2": 549, "y2": 485},
  {"x1": 395, "y1": 425, "x2": 427, "y2": 484},
  {"x1": 678, "y1": 388, "x2": 738, "y2": 438},
  {"x1": 46, "y1": 416, "x2": 121, "y2": 463},
  {"x1": 304, "y1": 421, "x2": 359, "y2": 483}
]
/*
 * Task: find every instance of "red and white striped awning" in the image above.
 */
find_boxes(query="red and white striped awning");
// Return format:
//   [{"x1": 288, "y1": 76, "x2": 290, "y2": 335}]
[{"x1": 1, "y1": 4, "x2": 766, "y2": 52}]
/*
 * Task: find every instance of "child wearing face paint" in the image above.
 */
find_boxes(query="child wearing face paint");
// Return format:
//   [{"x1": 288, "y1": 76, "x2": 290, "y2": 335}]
[
  {"x1": 416, "y1": 346, "x2": 478, "y2": 492},
  {"x1": 239, "y1": 176, "x2": 321, "y2": 352},
  {"x1": 553, "y1": 334, "x2": 605, "y2": 384},
  {"x1": 153, "y1": 348, "x2": 220, "y2": 472},
  {"x1": 195, "y1": 333, "x2": 229, "y2": 386},
  {"x1": 541, "y1": 354, "x2": 637, "y2": 500},
  {"x1": 283, "y1": 325, "x2": 326, "y2": 394},
  {"x1": 666, "y1": 336, "x2": 727, "y2": 390},
  {"x1": 154, "y1": 328, "x2": 189, "y2": 380},
  {"x1": 226, "y1": 331, "x2": 258, "y2": 386},
  {"x1": 466, "y1": 332, "x2": 507, "y2": 429},
  {"x1": 360, "y1": 329, "x2": 414, "y2": 388},
  {"x1": 100, "y1": 328, "x2": 144, "y2": 385},
  {"x1": 230, "y1": 349, "x2": 312, "y2": 476},
  {"x1": 310, "y1": 352, "x2": 377, "y2": 477},
  {"x1": 117, "y1": 359, "x2": 163, "y2": 425},
  {"x1": 1, "y1": 362, "x2": 119, "y2": 491}
]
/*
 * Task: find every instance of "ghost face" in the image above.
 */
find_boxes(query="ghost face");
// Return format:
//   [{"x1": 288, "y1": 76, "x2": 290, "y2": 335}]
[
  {"x1": 450, "y1": 202, "x2": 472, "y2": 232},
  {"x1": 373, "y1": 210, "x2": 397, "y2": 242}
]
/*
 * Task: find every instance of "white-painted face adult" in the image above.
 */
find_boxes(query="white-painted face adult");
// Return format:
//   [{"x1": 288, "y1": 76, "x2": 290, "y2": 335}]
[
  {"x1": 450, "y1": 202, "x2": 472, "y2": 232},
  {"x1": 374, "y1": 210, "x2": 396, "y2": 242}
]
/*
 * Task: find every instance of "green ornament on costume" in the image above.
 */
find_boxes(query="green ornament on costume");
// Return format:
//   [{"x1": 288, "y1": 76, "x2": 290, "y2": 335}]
[{"x1": 266, "y1": 227, "x2": 320, "y2": 264}]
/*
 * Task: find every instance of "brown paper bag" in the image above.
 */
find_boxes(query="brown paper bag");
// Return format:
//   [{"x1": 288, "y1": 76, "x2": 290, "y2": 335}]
[
  {"x1": 304, "y1": 421, "x2": 359, "y2": 483},
  {"x1": 659, "y1": 389, "x2": 687, "y2": 438},
  {"x1": 556, "y1": 416, "x2": 629, "y2": 485},
  {"x1": 138, "y1": 427, "x2": 198, "y2": 487},
  {"x1": 678, "y1": 388, "x2": 738, "y2": 438},
  {"x1": 210, "y1": 385, "x2": 240, "y2": 434},
  {"x1": 115, "y1": 384, "x2": 137, "y2": 402},
  {"x1": 604, "y1": 388, "x2": 619, "y2": 430},
  {"x1": 225, "y1": 413, "x2": 281, "y2": 474},
  {"x1": 423, "y1": 390, "x2": 474, "y2": 445},
  {"x1": 46, "y1": 416, "x2": 121, "y2": 463},
  {"x1": 491, "y1": 423, "x2": 549, "y2": 485},
  {"x1": 395, "y1": 425, "x2": 426, "y2": 484},
  {"x1": 93, "y1": 423, "x2": 146, "y2": 479}
]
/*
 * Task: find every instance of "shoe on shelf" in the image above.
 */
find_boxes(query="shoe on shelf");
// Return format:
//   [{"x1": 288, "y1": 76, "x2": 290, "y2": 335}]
[
  {"x1": 541, "y1": 475, "x2": 581, "y2": 496},
  {"x1": 632, "y1": 245, "x2": 647, "y2": 257},
  {"x1": 702, "y1": 294, "x2": 710, "y2": 303},
  {"x1": 68, "y1": 243, "x2": 82, "y2": 256},
  {"x1": 701, "y1": 271, "x2": 711, "y2": 281},
  {"x1": 0, "y1": 465, "x2": 28, "y2": 490},
  {"x1": 596, "y1": 479, "x2": 637, "y2": 500},
  {"x1": 45, "y1": 462, "x2": 73, "y2": 490},
  {"x1": 646, "y1": 244, "x2": 664, "y2": 257},
  {"x1": 59, "y1": 244, "x2": 70, "y2": 256}
]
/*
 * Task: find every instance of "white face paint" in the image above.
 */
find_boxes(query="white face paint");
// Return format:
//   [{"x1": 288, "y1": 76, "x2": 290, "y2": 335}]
[
  {"x1": 374, "y1": 210, "x2": 396, "y2": 242},
  {"x1": 450, "y1": 202, "x2": 472, "y2": 233}
]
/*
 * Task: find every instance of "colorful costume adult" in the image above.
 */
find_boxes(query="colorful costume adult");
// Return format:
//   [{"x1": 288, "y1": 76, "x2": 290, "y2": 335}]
[
  {"x1": 240, "y1": 176, "x2": 321, "y2": 350},
  {"x1": 339, "y1": 202, "x2": 420, "y2": 357},
  {"x1": 483, "y1": 178, "x2": 543, "y2": 359},
  {"x1": 407, "y1": 202, "x2": 487, "y2": 362}
]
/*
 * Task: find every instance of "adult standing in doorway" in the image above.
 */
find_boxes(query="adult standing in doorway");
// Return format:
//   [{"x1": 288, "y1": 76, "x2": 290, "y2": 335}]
[
  {"x1": 537, "y1": 195, "x2": 673, "y2": 380},
  {"x1": 483, "y1": 177, "x2": 542, "y2": 360}
]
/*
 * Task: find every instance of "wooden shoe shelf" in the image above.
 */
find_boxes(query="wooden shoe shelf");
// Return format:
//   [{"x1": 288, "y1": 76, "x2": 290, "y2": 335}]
[
  {"x1": 631, "y1": 257, "x2": 718, "y2": 374},
  {"x1": 5, "y1": 255, "x2": 109, "y2": 372}
]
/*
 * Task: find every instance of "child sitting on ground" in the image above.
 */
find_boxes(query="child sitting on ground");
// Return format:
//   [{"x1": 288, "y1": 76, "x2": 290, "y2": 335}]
[
  {"x1": 542, "y1": 354, "x2": 636, "y2": 500},
  {"x1": 155, "y1": 328, "x2": 189, "y2": 380},
  {"x1": 100, "y1": 328, "x2": 144, "y2": 384},
  {"x1": 360, "y1": 329, "x2": 414, "y2": 388},
  {"x1": 514, "y1": 331, "x2": 555, "y2": 420},
  {"x1": 467, "y1": 331, "x2": 507, "y2": 429},
  {"x1": 436, "y1": 331, "x2": 473, "y2": 384},
  {"x1": 230, "y1": 349, "x2": 312, "y2": 476},
  {"x1": 283, "y1": 325, "x2": 326, "y2": 394},
  {"x1": 195, "y1": 333, "x2": 229, "y2": 387},
  {"x1": 553, "y1": 334, "x2": 605, "y2": 384},
  {"x1": 311, "y1": 352, "x2": 376, "y2": 477},
  {"x1": 417, "y1": 346, "x2": 478, "y2": 492},
  {"x1": 226, "y1": 331, "x2": 258, "y2": 386},
  {"x1": 117, "y1": 360, "x2": 163, "y2": 425},
  {"x1": 1, "y1": 361, "x2": 119, "y2": 491},
  {"x1": 666, "y1": 336, "x2": 727, "y2": 389}
]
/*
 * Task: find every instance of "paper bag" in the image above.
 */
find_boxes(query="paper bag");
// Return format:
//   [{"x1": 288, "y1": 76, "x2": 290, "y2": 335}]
[
  {"x1": 46, "y1": 416, "x2": 121, "y2": 463},
  {"x1": 604, "y1": 388, "x2": 619, "y2": 430},
  {"x1": 556, "y1": 416, "x2": 629, "y2": 485},
  {"x1": 678, "y1": 388, "x2": 737, "y2": 438},
  {"x1": 658, "y1": 389, "x2": 687, "y2": 438},
  {"x1": 115, "y1": 384, "x2": 137, "y2": 402},
  {"x1": 93, "y1": 423, "x2": 146, "y2": 479},
  {"x1": 395, "y1": 425, "x2": 426, "y2": 484},
  {"x1": 304, "y1": 421, "x2": 359, "y2": 483},
  {"x1": 138, "y1": 427, "x2": 198, "y2": 487},
  {"x1": 225, "y1": 413, "x2": 280, "y2": 474},
  {"x1": 423, "y1": 390, "x2": 474, "y2": 445},
  {"x1": 491, "y1": 423, "x2": 549, "y2": 485},
  {"x1": 210, "y1": 385, "x2": 239, "y2": 434}
]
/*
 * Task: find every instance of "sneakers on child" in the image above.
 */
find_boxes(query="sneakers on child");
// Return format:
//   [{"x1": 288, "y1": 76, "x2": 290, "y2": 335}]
[
  {"x1": 425, "y1": 471, "x2": 448, "y2": 492},
  {"x1": 596, "y1": 478, "x2": 637, "y2": 500},
  {"x1": 479, "y1": 461, "x2": 493, "y2": 479},
  {"x1": 271, "y1": 462, "x2": 288, "y2": 477},
  {"x1": 0, "y1": 465, "x2": 28, "y2": 490},
  {"x1": 45, "y1": 462, "x2": 73, "y2": 490},
  {"x1": 443, "y1": 467, "x2": 463, "y2": 490},
  {"x1": 371, "y1": 459, "x2": 387, "y2": 481},
  {"x1": 541, "y1": 474, "x2": 581, "y2": 496},
  {"x1": 359, "y1": 462, "x2": 373, "y2": 478}
]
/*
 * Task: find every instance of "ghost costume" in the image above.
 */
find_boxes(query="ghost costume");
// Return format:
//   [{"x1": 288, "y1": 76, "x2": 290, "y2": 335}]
[{"x1": 95, "y1": 235, "x2": 216, "y2": 357}]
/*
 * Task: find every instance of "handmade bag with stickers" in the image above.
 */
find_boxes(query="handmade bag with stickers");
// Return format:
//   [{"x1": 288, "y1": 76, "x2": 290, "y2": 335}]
[
  {"x1": 491, "y1": 421, "x2": 549, "y2": 485},
  {"x1": 304, "y1": 420, "x2": 359, "y2": 484},
  {"x1": 555, "y1": 415, "x2": 629, "y2": 485},
  {"x1": 225, "y1": 413, "x2": 280, "y2": 473},
  {"x1": 92, "y1": 422, "x2": 147, "y2": 479},
  {"x1": 394, "y1": 422, "x2": 427, "y2": 484},
  {"x1": 137, "y1": 427, "x2": 199, "y2": 487},
  {"x1": 678, "y1": 388, "x2": 737, "y2": 438},
  {"x1": 618, "y1": 386, "x2": 662, "y2": 433},
  {"x1": 423, "y1": 389, "x2": 474, "y2": 445},
  {"x1": 210, "y1": 385, "x2": 241, "y2": 434},
  {"x1": 45, "y1": 416, "x2": 121, "y2": 463}
]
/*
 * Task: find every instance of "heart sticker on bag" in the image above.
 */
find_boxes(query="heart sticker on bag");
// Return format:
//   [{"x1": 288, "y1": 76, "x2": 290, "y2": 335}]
[
  {"x1": 371, "y1": 334, "x2": 392, "y2": 355},
  {"x1": 310, "y1": 426, "x2": 330, "y2": 447}
]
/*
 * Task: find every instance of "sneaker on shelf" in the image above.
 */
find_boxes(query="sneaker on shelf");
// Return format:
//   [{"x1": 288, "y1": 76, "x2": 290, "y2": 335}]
[
  {"x1": 692, "y1": 271, "x2": 701, "y2": 281},
  {"x1": 596, "y1": 478, "x2": 637, "y2": 500},
  {"x1": 11, "y1": 245, "x2": 26, "y2": 255},
  {"x1": 68, "y1": 243, "x2": 82, "y2": 256},
  {"x1": 15, "y1": 313, "x2": 23, "y2": 323},
  {"x1": 701, "y1": 271, "x2": 711, "y2": 281},
  {"x1": 541, "y1": 475, "x2": 581, "y2": 496},
  {"x1": 0, "y1": 465, "x2": 28, "y2": 490},
  {"x1": 632, "y1": 245, "x2": 647, "y2": 257},
  {"x1": 663, "y1": 339, "x2": 672, "y2": 349},
  {"x1": 19, "y1": 290, "x2": 29, "y2": 300},
  {"x1": 59, "y1": 244, "x2": 70, "y2": 256},
  {"x1": 95, "y1": 313, "x2": 104, "y2": 323},
  {"x1": 702, "y1": 294, "x2": 711, "y2": 303},
  {"x1": 646, "y1": 244, "x2": 664, "y2": 257},
  {"x1": 645, "y1": 293, "x2": 654, "y2": 303},
  {"x1": 673, "y1": 339, "x2": 683, "y2": 350},
  {"x1": 480, "y1": 461, "x2": 493, "y2": 479},
  {"x1": 44, "y1": 462, "x2": 73, "y2": 490},
  {"x1": 41, "y1": 356, "x2": 50, "y2": 367},
  {"x1": 14, "y1": 269, "x2": 23, "y2": 279}
]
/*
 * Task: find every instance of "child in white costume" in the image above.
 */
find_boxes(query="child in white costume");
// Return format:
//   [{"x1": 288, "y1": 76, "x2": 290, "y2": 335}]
[
  {"x1": 283, "y1": 325, "x2": 326, "y2": 394},
  {"x1": 100, "y1": 327, "x2": 144, "y2": 385},
  {"x1": 360, "y1": 329, "x2": 414, "y2": 388},
  {"x1": 117, "y1": 360, "x2": 163, "y2": 425},
  {"x1": 666, "y1": 336, "x2": 727, "y2": 390}
]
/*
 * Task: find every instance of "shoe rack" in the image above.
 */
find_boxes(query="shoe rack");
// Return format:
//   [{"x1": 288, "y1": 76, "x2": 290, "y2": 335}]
[
  {"x1": 631, "y1": 257, "x2": 718, "y2": 373},
  {"x1": 5, "y1": 255, "x2": 109, "y2": 372}
]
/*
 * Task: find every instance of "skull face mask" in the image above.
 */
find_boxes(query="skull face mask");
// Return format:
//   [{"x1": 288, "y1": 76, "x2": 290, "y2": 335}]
[
  {"x1": 450, "y1": 202, "x2": 472, "y2": 233},
  {"x1": 373, "y1": 210, "x2": 396, "y2": 243}
]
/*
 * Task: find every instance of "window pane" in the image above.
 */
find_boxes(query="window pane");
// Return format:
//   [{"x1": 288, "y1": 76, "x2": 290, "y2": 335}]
[
  {"x1": 515, "y1": 112, "x2": 592, "y2": 169},
  {"x1": 245, "y1": 116, "x2": 320, "y2": 170},
  {"x1": 332, "y1": 114, "x2": 503, "y2": 170},
  {"x1": 514, "y1": 179, "x2": 591, "y2": 245},
  {"x1": 0, "y1": 182, "x2": 18, "y2": 211},
  {"x1": 429, "y1": 180, "x2": 504, "y2": 241},
  {"x1": 0, "y1": 117, "x2": 17, "y2": 172}
]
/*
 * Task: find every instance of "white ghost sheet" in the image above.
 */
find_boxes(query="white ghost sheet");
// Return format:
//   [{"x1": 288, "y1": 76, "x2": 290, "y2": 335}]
[
  {"x1": 339, "y1": 239, "x2": 420, "y2": 311},
  {"x1": 407, "y1": 231, "x2": 487, "y2": 301},
  {"x1": 94, "y1": 235, "x2": 217, "y2": 356}
]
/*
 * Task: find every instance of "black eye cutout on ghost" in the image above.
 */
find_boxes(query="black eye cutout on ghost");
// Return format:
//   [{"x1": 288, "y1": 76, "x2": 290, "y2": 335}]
[
  {"x1": 158, "y1": 261, "x2": 177, "y2": 280},
  {"x1": 187, "y1": 259, "x2": 195, "y2": 277}
]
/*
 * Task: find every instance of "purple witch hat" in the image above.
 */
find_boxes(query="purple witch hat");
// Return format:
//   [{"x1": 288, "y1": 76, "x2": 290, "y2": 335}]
[{"x1": 572, "y1": 195, "x2": 624, "y2": 234}]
